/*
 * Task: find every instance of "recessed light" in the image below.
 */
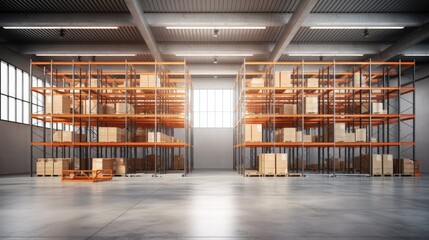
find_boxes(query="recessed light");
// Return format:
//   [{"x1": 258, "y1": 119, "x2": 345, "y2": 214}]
[
  {"x1": 4, "y1": 26, "x2": 119, "y2": 29},
  {"x1": 309, "y1": 26, "x2": 404, "y2": 30},
  {"x1": 166, "y1": 26, "x2": 266, "y2": 30},
  {"x1": 288, "y1": 53, "x2": 364, "y2": 57},
  {"x1": 403, "y1": 54, "x2": 429, "y2": 57},
  {"x1": 35, "y1": 53, "x2": 136, "y2": 57},
  {"x1": 176, "y1": 53, "x2": 253, "y2": 57}
]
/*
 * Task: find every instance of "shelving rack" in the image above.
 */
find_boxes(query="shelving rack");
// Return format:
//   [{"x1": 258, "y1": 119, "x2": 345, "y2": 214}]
[
  {"x1": 30, "y1": 61, "x2": 193, "y2": 177},
  {"x1": 234, "y1": 60, "x2": 416, "y2": 176}
]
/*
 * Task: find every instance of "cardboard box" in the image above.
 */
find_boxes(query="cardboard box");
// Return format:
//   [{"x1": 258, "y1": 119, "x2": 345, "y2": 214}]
[
  {"x1": 116, "y1": 103, "x2": 135, "y2": 114},
  {"x1": 275, "y1": 153, "x2": 288, "y2": 175},
  {"x1": 324, "y1": 123, "x2": 345, "y2": 142},
  {"x1": 354, "y1": 72, "x2": 367, "y2": 87},
  {"x1": 140, "y1": 74, "x2": 160, "y2": 88},
  {"x1": 354, "y1": 154, "x2": 382, "y2": 175},
  {"x1": 173, "y1": 154, "x2": 185, "y2": 170},
  {"x1": 83, "y1": 100, "x2": 101, "y2": 114},
  {"x1": 355, "y1": 128, "x2": 367, "y2": 142},
  {"x1": 45, "y1": 158, "x2": 54, "y2": 175},
  {"x1": 274, "y1": 71, "x2": 292, "y2": 87},
  {"x1": 252, "y1": 124, "x2": 262, "y2": 142},
  {"x1": 247, "y1": 78, "x2": 265, "y2": 88},
  {"x1": 372, "y1": 102, "x2": 383, "y2": 114},
  {"x1": 53, "y1": 158, "x2": 70, "y2": 175},
  {"x1": 99, "y1": 127, "x2": 125, "y2": 142},
  {"x1": 36, "y1": 158, "x2": 46, "y2": 175},
  {"x1": 259, "y1": 154, "x2": 276, "y2": 175},
  {"x1": 244, "y1": 124, "x2": 252, "y2": 142},
  {"x1": 53, "y1": 131, "x2": 63, "y2": 142},
  {"x1": 382, "y1": 154, "x2": 393, "y2": 175},
  {"x1": 276, "y1": 128, "x2": 296, "y2": 142},
  {"x1": 307, "y1": 78, "x2": 319, "y2": 87},
  {"x1": 104, "y1": 103, "x2": 116, "y2": 114},
  {"x1": 345, "y1": 132, "x2": 355, "y2": 142},
  {"x1": 371, "y1": 137, "x2": 377, "y2": 142},
  {"x1": 45, "y1": 95, "x2": 71, "y2": 114},
  {"x1": 279, "y1": 104, "x2": 297, "y2": 114},
  {"x1": 394, "y1": 158, "x2": 414, "y2": 175},
  {"x1": 305, "y1": 97, "x2": 318, "y2": 114},
  {"x1": 92, "y1": 158, "x2": 115, "y2": 171}
]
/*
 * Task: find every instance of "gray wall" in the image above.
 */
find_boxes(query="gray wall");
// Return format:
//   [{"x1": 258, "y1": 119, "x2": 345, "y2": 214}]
[
  {"x1": 416, "y1": 78, "x2": 429, "y2": 173},
  {"x1": 0, "y1": 121, "x2": 31, "y2": 174}
]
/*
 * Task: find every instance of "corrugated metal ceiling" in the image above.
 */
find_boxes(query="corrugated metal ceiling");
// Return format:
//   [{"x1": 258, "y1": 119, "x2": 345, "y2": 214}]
[
  {"x1": 277, "y1": 55, "x2": 367, "y2": 62},
  {"x1": 292, "y1": 27, "x2": 416, "y2": 43},
  {"x1": 0, "y1": 0, "x2": 129, "y2": 13},
  {"x1": 36, "y1": 54, "x2": 154, "y2": 62},
  {"x1": 163, "y1": 54, "x2": 269, "y2": 64},
  {"x1": 0, "y1": 27, "x2": 143, "y2": 43},
  {"x1": 312, "y1": 0, "x2": 429, "y2": 13},
  {"x1": 152, "y1": 27, "x2": 283, "y2": 42}
]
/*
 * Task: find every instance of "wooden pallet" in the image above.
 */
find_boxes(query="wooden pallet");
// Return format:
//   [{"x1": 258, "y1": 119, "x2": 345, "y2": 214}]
[
  {"x1": 394, "y1": 174, "x2": 414, "y2": 177},
  {"x1": 287, "y1": 173, "x2": 303, "y2": 177},
  {"x1": 245, "y1": 170, "x2": 261, "y2": 177}
]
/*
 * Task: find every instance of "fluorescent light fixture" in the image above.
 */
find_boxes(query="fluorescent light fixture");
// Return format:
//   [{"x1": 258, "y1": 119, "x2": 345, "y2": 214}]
[
  {"x1": 403, "y1": 53, "x2": 429, "y2": 57},
  {"x1": 176, "y1": 53, "x2": 253, "y2": 57},
  {"x1": 166, "y1": 26, "x2": 266, "y2": 30},
  {"x1": 4, "y1": 26, "x2": 119, "y2": 29},
  {"x1": 288, "y1": 53, "x2": 364, "y2": 57},
  {"x1": 36, "y1": 53, "x2": 136, "y2": 57},
  {"x1": 310, "y1": 26, "x2": 404, "y2": 30}
]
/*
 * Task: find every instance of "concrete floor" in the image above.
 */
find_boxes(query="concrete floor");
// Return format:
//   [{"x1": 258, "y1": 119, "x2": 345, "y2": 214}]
[{"x1": 0, "y1": 171, "x2": 428, "y2": 239}]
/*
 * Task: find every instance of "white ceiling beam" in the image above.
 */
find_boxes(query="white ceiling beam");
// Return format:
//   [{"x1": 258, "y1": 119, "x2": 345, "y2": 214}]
[
  {"x1": 269, "y1": 0, "x2": 318, "y2": 62},
  {"x1": 372, "y1": 22, "x2": 429, "y2": 62},
  {"x1": 1, "y1": 13, "x2": 427, "y2": 28},
  {"x1": 124, "y1": 0, "x2": 162, "y2": 61}
]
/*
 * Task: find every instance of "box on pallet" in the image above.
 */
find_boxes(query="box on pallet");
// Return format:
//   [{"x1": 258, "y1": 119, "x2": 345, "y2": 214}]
[
  {"x1": 354, "y1": 154, "x2": 382, "y2": 175},
  {"x1": 140, "y1": 74, "x2": 160, "y2": 88},
  {"x1": 382, "y1": 154, "x2": 393, "y2": 175},
  {"x1": 279, "y1": 104, "x2": 297, "y2": 114},
  {"x1": 53, "y1": 158, "x2": 70, "y2": 175},
  {"x1": 275, "y1": 153, "x2": 288, "y2": 175},
  {"x1": 345, "y1": 132, "x2": 355, "y2": 142},
  {"x1": 45, "y1": 95, "x2": 71, "y2": 114},
  {"x1": 134, "y1": 128, "x2": 147, "y2": 142},
  {"x1": 326, "y1": 158, "x2": 346, "y2": 171},
  {"x1": 296, "y1": 131, "x2": 314, "y2": 142},
  {"x1": 394, "y1": 158, "x2": 414, "y2": 175},
  {"x1": 276, "y1": 128, "x2": 296, "y2": 142},
  {"x1": 99, "y1": 127, "x2": 125, "y2": 142},
  {"x1": 355, "y1": 128, "x2": 367, "y2": 142},
  {"x1": 243, "y1": 124, "x2": 262, "y2": 142},
  {"x1": 116, "y1": 103, "x2": 135, "y2": 114},
  {"x1": 305, "y1": 97, "x2": 318, "y2": 114},
  {"x1": 36, "y1": 158, "x2": 46, "y2": 175},
  {"x1": 258, "y1": 154, "x2": 276, "y2": 175},
  {"x1": 92, "y1": 158, "x2": 115, "y2": 173},
  {"x1": 174, "y1": 154, "x2": 185, "y2": 170},
  {"x1": 274, "y1": 71, "x2": 292, "y2": 87}
]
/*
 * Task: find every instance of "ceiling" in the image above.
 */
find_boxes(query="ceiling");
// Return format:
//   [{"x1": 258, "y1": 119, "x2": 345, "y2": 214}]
[{"x1": 0, "y1": 0, "x2": 429, "y2": 76}]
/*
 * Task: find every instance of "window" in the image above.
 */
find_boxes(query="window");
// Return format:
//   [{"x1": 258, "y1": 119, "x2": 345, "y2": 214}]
[
  {"x1": 193, "y1": 89, "x2": 233, "y2": 128},
  {"x1": 0, "y1": 60, "x2": 41, "y2": 125}
]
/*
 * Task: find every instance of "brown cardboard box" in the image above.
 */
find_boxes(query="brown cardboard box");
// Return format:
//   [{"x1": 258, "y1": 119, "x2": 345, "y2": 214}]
[
  {"x1": 252, "y1": 124, "x2": 262, "y2": 142},
  {"x1": 45, "y1": 158, "x2": 54, "y2": 175},
  {"x1": 371, "y1": 137, "x2": 377, "y2": 142},
  {"x1": 275, "y1": 153, "x2": 288, "y2": 175},
  {"x1": 354, "y1": 72, "x2": 367, "y2": 87},
  {"x1": 324, "y1": 123, "x2": 345, "y2": 142},
  {"x1": 53, "y1": 158, "x2": 70, "y2": 175},
  {"x1": 354, "y1": 154, "x2": 382, "y2": 175},
  {"x1": 345, "y1": 132, "x2": 355, "y2": 142},
  {"x1": 372, "y1": 102, "x2": 383, "y2": 114},
  {"x1": 382, "y1": 154, "x2": 393, "y2": 175},
  {"x1": 276, "y1": 128, "x2": 296, "y2": 142},
  {"x1": 116, "y1": 103, "x2": 135, "y2": 114},
  {"x1": 259, "y1": 154, "x2": 276, "y2": 175},
  {"x1": 140, "y1": 74, "x2": 160, "y2": 88},
  {"x1": 355, "y1": 128, "x2": 367, "y2": 142},
  {"x1": 372, "y1": 154, "x2": 382, "y2": 175},
  {"x1": 244, "y1": 124, "x2": 252, "y2": 142},
  {"x1": 92, "y1": 158, "x2": 115, "y2": 171},
  {"x1": 279, "y1": 104, "x2": 297, "y2": 114},
  {"x1": 45, "y1": 95, "x2": 71, "y2": 114},
  {"x1": 99, "y1": 127, "x2": 124, "y2": 142},
  {"x1": 36, "y1": 158, "x2": 46, "y2": 175},
  {"x1": 274, "y1": 71, "x2": 292, "y2": 87},
  {"x1": 174, "y1": 154, "x2": 185, "y2": 170},
  {"x1": 53, "y1": 131, "x2": 63, "y2": 142},
  {"x1": 394, "y1": 158, "x2": 414, "y2": 175},
  {"x1": 104, "y1": 103, "x2": 116, "y2": 114},
  {"x1": 61, "y1": 131, "x2": 86, "y2": 142}
]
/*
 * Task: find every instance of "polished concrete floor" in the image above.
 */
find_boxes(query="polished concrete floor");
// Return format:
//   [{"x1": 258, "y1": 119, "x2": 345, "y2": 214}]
[{"x1": 0, "y1": 171, "x2": 428, "y2": 239}]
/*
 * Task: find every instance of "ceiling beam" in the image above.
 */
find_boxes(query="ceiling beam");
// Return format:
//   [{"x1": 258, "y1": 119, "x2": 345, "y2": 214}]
[
  {"x1": 372, "y1": 22, "x2": 429, "y2": 62},
  {"x1": 268, "y1": 0, "x2": 318, "y2": 62},
  {"x1": 124, "y1": 0, "x2": 162, "y2": 61},
  {"x1": 8, "y1": 43, "x2": 429, "y2": 56},
  {"x1": 1, "y1": 13, "x2": 427, "y2": 28}
]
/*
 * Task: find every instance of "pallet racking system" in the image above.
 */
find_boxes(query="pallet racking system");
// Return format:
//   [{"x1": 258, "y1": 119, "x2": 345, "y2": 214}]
[
  {"x1": 234, "y1": 61, "x2": 416, "y2": 177},
  {"x1": 30, "y1": 61, "x2": 193, "y2": 177}
]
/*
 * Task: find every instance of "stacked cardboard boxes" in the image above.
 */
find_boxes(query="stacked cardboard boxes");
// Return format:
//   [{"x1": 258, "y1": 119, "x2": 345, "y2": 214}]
[
  {"x1": 92, "y1": 158, "x2": 115, "y2": 172},
  {"x1": 173, "y1": 154, "x2": 185, "y2": 170},
  {"x1": 116, "y1": 103, "x2": 135, "y2": 114},
  {"x1": 382, "y1": 154, "x2": 393, "y2": 175},
  {"x1": 140, "y1": 74, "x2": 160, "y2": 88},
  {"x1": 45, "y1": 95, "x2": 71, "y2": 114},
  {"x1": 306, "y1": 78, "x2": 319, "y2": 87},
  {"x1": 354, "y1": 154, "x2": 382, "y2": 175},
  {"x1": 53, "y1": 131, "x2": 86, "y2": 142},
  {"x1": 394, "y1": 158, "x2": 414, "y2": 175},
  {"x1": 296, "y1": 131, "x2": 316, "y2": 142},
  {"x1": 247, "y1": 78, "x2": 265, "y2": 88},
  {"x1": 324, "y1": 123, "x2": 346, "y2": 142},
  {"x1": 104, "y1": 103, "x2": 116, "y2": 114},
  {"x1": 274, "y1": 71, "x2": 292, "y2": 87},
  {"x1": 99, "y1": 127, "x2": 126, "y2": 142},
  {"x1": 148, "y1": 132, "x2": 175, "y2": 142},
  {"x1": 345, "y1": 132, "x2": 355, "y2": 142}
]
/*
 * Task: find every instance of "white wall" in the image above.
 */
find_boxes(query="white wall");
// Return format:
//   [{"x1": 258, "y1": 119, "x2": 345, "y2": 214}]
[{"x1": 416, "y1": 78, "x2": 429, "y2": 173}]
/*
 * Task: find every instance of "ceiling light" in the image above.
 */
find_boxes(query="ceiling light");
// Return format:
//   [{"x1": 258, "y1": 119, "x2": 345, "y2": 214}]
[
  {"x1": 309, "y1": 26, "x2": 404, "y2": 30},
  {"x1": 176, "y1": 53, "x2": 253, "y2": 57},
  {"x1": 213, "y1": 29, "x2": 219, "y2": 38},
  {"x1": 166, "y1": 26, "x2": 266, "y2": 30},
  {"x1": 214, "y1": 57, "x2": 218, "y2": 64},
  {"x1": 288, "y1": 53, "x2": 364, "y2": 57},
  {"x1": 403, "y1": 53, "x2": 429, "y2": 57},
  {"x1": 36, "y1": 53, "x2": 137, "y2": 57},
  {"x1": 3, "y1": 26, "x2": 119, "y2": 29}
]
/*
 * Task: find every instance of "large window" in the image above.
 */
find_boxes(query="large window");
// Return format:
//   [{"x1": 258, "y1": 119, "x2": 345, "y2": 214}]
[
  {"x1": 193, "y1": 89, "x2": 233, "y2": 128},
  {"x1": 0, "y1": 60, "x2": 35, "y2": 125}
]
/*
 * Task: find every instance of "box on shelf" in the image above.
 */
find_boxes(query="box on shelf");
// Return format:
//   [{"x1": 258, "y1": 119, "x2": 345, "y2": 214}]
[
  {"x1": 44, "y1": 158, "x2": 54, "y2": 175},
  {"x1": 53, "y1": 158, "x2": 70, "y2": 175},
  {"x1": 382, "y1": 154, "x2": 393, "y2": 175},
  {"x1": 306, "y1": 78, "x2": 319, "y2": 87},
  {"x1": 305, "y1": 97, "x2": 318, "y2": 114},
  {"x1": 83, "y1": 100, "x2": 101, "y2": 114},
  {"x1": 140, "y1": 74, "x2": 160, "y2": 88},
  {"x1": 243, "y1": 124, "x2": 262, "y2": 142},
  {"x1": 53, "y1": 131, "x2": 63, "y2": 142},
  {"x1": 45, "y1": 95, "x2": 71, "y2": 114},
  {"x1": 115, "y1": 158, "x2": 126, "y2": 175},
  {"x1": 104, "y1": 103, "x2": 116, "y2": 114},
  {"x1": 279, "y1": 104, "x2": 297, "y2": 114},
  {"x1": 296, "y1": 131, "x2": 313, "y2": 142},
  {"x1": 116, "y1": 103, "x2": 135, "y2": 114},
  {"x1": 353, "y1": 72, "x2": 367, "y2": 87},
  {"x1": 258, "y1": 154, "x2": 275, "y2": 175},
  {"x1": 174, "y1": 154, "x2": 185, "y2": 170},
  {"x1": 345, "y1": 132, "x2": 355, "y2": 142},
  {"x1": 247, "y1": 78, "x2": 265, "y2": 88},
  {"x1": 36, "y1": 158, "x2": 46, "y2": 175},
  {"x1": 275, "y1": 153, "x2": 288, "y2": 175},
  {"x1": 372, "y1": 102, "x2": 383, "y2": 114},
  {"x1": 53, "y1": 131, "x2": 86, "y2": 142},
  {"x1": 148, "y1": 132, "x2": 172, "y2": 142},
  {"x1": 355, "y1": 128, "x2": 367, "y2": 142},
  {"x1": 327, "y1": 158, "x2": 346, "y2": 171},
  {"x1": 276, "y1": 128, "x2": 296, "y2": 142},
  {"x1": 274, "y1": 71, "x2": 292, "y2": 87},
  {"x1": 134, "y1": 128, "x2": 147, "y2": 142},
  {"x1": 99, "y1": 127, "x2": 125, "y2": 142},
  {"x1": 92, "y1": 158, "x2": 115, "y2": 172},
  {"x1": 370, "y1": 137, "x2": 377, "y2": 142},
  {"x1": 324, "y1": 123, "x2": 345, "y2": 142}
]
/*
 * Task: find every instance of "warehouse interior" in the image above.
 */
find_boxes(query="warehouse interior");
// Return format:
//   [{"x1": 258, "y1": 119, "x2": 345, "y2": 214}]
[{"x1": 0, "y1": 0, "x2": 429, "y2": 239}]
